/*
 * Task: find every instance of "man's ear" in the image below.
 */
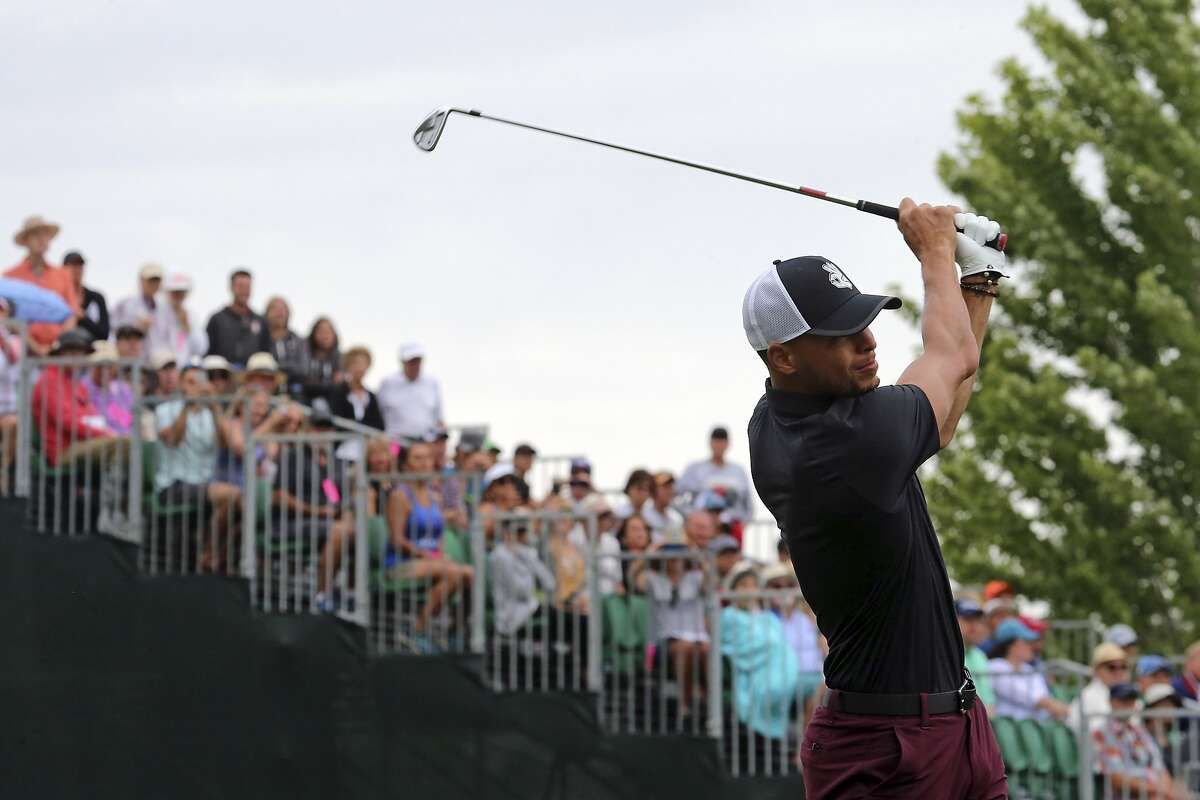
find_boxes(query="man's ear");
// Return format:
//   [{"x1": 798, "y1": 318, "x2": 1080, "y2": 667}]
[{"x1": 767, "y1": 342, "x2": 795, "y2": 375}]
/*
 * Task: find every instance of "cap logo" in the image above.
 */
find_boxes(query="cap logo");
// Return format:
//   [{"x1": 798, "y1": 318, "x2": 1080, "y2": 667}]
[{"x1": 822, "y1": 262, "x2": 853, "y2": 290}]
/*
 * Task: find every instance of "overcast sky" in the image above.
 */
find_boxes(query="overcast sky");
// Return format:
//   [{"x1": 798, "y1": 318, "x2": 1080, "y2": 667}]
[{"x1": 2, "y1": 0, "x2": 1082, "y2": 557}]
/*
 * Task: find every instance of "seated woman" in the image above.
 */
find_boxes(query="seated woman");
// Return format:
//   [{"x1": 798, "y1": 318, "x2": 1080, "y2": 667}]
[
  {"x1": 986, "y1": 618, "x2": 1069, "y2": 721},
  {"x1": 618, "y1": 514, "x2": 652, "y2": 594}
]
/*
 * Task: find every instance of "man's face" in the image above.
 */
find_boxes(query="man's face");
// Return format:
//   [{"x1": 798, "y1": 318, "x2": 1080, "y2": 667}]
[
  {"x1": 710, "y1": 436, "x2": 729, "y2": 460},
  {"x1": 24, "y1": 230, "x2": 51, "y2": 257},
  {"x1": 1111, "y1": 697, "x2": 1138, "y2": 715},
  {"x1": 958, "y1": 615, "x2": 985, "y2": 646},
  {"x1": 716, "y1": 550, "x2": 739, "y2": 577},
  {"x1": 654, "y1": 480, "x2": 674, "y2": 507},
  {"x1": 168, "y1": 289, "x2": 187, "y2": 307},
  {"x1": 403, "y1": 357, "x2": 422, "y2": 381},
  {"x1": 1095, "y1": 659, "x2": 1130, "y2": 688},
  {"x1": 246, "y1": 373, "x2": 277, "y2": 393},
  {"x1": 231, "y1": 275, "x2": 252, "y2": 305},
  {"x1": 685, "y1": 512, "x2": 716, "y2": 549},
  {"x1": 180, "y1": 369, "x2": 208, "y2": 398},
  {"x1": 1139, "y1": 671, "x2": 1171, "y2": 693},
  {"x1": 157, "y1": 365, "x2": 179, "y2": 394},
  {"x1": 141, "y1": 276, "x2": 161, "y2": 297},
  {"x1": 569, "y1": 478, "x2": 591, "y2": 501},
  {"x1": 771, "y1": 327, "x2": 880, "y2": 396},
  {"x1": 65, "y1": 263, "x2": 84, "y2": 288},
  {"x1": 116, "y1": 335, "x2": 143, "y2": 359},
  {"x1": 208, "y1": 371, "x2": 232, "y2": 395},
  {"x1": 513, "y1": 452, "x2": 533, "y2": 474}
]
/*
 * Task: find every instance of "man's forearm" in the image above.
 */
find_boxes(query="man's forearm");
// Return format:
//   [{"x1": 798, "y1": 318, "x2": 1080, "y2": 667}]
[{"x1": 938, "y1": 287, "x2": 995, "y2": 442}]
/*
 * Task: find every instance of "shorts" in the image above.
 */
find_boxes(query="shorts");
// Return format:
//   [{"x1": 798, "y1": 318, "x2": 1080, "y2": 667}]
[{"x1": 158, "y1": 481, "x2": 207, "y2": 509}]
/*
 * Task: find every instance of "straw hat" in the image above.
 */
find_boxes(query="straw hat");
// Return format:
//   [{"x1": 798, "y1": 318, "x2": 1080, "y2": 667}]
[
  {"x1": 89, "y1": 340, "x2": 118, "y2": 362},
  {"x1": 241, "y1": 352, "x2": 283, "y2": 385},
  {"x1": 13, "y1": 215, "x2": 60, "y2": 247}
]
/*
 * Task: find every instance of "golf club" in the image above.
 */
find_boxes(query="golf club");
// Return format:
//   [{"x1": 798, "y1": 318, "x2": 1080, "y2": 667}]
[{"x1": 413, "y1": 106, "x2": 1008, "y2": 252}]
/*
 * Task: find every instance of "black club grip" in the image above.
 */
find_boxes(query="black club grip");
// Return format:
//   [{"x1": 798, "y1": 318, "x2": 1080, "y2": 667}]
[{"x1": 856, "y1": 200, "x2": 1007, "y2": 252}]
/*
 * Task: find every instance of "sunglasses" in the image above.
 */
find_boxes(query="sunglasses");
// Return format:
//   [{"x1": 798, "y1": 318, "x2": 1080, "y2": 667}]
[{"x1": 1099, "y1": 661, "x2": 1129, "y2": 672}]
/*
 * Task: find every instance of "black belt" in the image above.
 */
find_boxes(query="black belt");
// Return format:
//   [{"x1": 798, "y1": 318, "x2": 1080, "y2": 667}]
[{"x1": 821, "y1": 678, "x2": 977, "y2": 717}]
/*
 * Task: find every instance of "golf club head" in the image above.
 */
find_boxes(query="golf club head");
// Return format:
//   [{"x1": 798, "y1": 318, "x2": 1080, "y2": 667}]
[{"x1": 413, "y1": 107, "x2": 451, "y2": 151}]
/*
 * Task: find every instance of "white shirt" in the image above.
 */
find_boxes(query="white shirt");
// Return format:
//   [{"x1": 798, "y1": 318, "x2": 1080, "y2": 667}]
[
  {"x1": 677, "y1": 458, "x2": 752, "y2": 521},
  {"x1": 378, "y1": 371, "x2": 443, "y2": 440},
  {"x1": 641, "y1": 504, "x2": 685, "y2": 543},
  {"x1": 987, "y1": 658, "x2": 1051, "y2": 720},
  {"x1": 490, "y1": 542, "x2": 556, "y2": 635},
  {"x1": 566, "y1": 525, "x2": 623, "y2": 596},
  {"x1": 152, "y1": 304, "x2": 208, "y2": 365},
  {"x1": 645, "y1": 570, "x2": 708, "y2": 644},
  {"x1": 1067, "y1": 677, "x2": 1112, "y2": 732},
  {"x1": 111, "y1": 294, "x2": 165, "y2": 361}
]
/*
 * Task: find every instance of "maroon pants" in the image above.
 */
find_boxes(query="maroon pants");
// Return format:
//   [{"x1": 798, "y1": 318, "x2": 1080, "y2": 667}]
[{"x1": 800, "y1": 697, "x2": 1007, "y2": 799}]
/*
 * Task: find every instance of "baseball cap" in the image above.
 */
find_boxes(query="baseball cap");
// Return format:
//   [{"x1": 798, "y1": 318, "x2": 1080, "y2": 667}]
[
  {"x1": 151, "y1": 350, "x2": 178, "y2": 370},
  {"x1": 163, "y1": 273, "x2": 192, "y2": 292},
  {"x1": 742, "y1": 256, "x2": 901, "y2": 350},
  {"x1": 984, "y1": 597, "x2": 1015, "y2": 615},
  {"x1": 399, "y1": 342, "x2": 425, "y2": 362},
  {"x1": 1018, "y1": 615, "x2": 1049, "y2": 635},
  {"x1": 983, "y1": 580, "x2": 1013, "y2": 601},
  {"x1": 569, "y1": 457, "x2": 592, "y2": 474},
  {"x1": 1091, "y1": 642, "x2": 1128, "y2": 667},
  {"x1": 54, "y1": 328, "x2": 93, "y2": 353},
  {"x1": 1106, "y1": 624, "x2": 1138, "y2": 648},
  {"x1": 1144, "y1": 683, "x2": 1182, "y2": 707},
  {"x1": 708, "y1": 534, "x2": 741, "y2": 554},
  {"x1": 710, "y1": 426, "x2": 729, "y2": 440},
  {"x1": 484, "y1": 439, "x2": 502, "y2": 455},
  {"x1": 700, "y1": 490, "x2": 729, "y2": 512},
  {"x1": 1109, "y1": 682, "x2": 1139, "y2": 702},
  {"x1": 955, "y1": 598, "x2": 984, "y2": 618},
  {"x1": 514, "y1": 443, "x2": 537, "y2": 457},
  {"x1": 994, "y1": 618, "x2": 1040, "y2": 643},
  {"x1": 115, "y1": 324, "x2": 145, "y2": 339},
  {"x1": 483, "y1": 462, "x2": 515, "y2": 490},
  {"x1": 62, "y1": 251, "x2": 85, "y2": 266},
  {"x1": 139, "y1": 262, "x2": 164, "y2": 281},
  {"x1": 1136, "y1": 655, "x2": 1172, "y2": 678}
]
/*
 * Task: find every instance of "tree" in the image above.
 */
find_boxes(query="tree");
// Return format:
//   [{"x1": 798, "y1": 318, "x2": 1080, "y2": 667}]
[{"x1": 931, "y1": 0, "x2": 1200, "y2": 653}]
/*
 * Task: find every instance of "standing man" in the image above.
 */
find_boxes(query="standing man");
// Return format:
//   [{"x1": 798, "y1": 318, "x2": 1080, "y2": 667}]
[
  {"x1": 63, "y1": 251, "x2": 109, "y2": 342},
  {"x1": 6, "y1": 215, "x2": 79, "y2": 355},
  {"x1": 110, "y1": 262, "x2": 165, "y2": 354},
  {"x1": 745, "y1": 202, "x2": 1008, "y2": 798},
  {"x1": 378, "y1": 342, "x2": 443, "y2": 442},
  {"x1": 205, "y1": 268, "x2": 270, "y2": 368},
  {"x1": 678, "y1": 426, "x2": 752, "y2": 524}
]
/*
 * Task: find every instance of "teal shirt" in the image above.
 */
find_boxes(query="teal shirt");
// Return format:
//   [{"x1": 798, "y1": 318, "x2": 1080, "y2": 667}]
[
  {"x1": 154, "y1": 400, "x2": 217, "y2": 491},
  {"x1": 965, "y1": 645, "x2": 995, "y2": 706}
]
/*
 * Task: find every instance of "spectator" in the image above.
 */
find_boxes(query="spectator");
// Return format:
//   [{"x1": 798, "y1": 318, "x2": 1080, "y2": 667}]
[
  {"x1": 512, "y1": 443, "x2": 537, "y2": 483},
  {"x1": 270, "y1": 405, "x2": 348, "y2": 553},
  {"x1": 1018, "y1": 614, "x2": 1050, "y2": 668},
  {"x1": 201, "y1": 355, "x2": 234, "y2": 397},
  {"x1": 562, "y1": 459, "x2": 597, "y2": 512},
  {"x1": 327, "y1": 346, "x2": 383, "y2": 430},
  {"x1": 151, "y1": 350, "x2": 179, "y2": 397},
  {"x1": 569, "y1": 494, "x2": 623, "y2": 597},
  {"x1": 615, "y1": 468, "x2": 654, "y2": 520},
  {"x1": 542, "y1": 495, "x2": 589, "y2": 616},
  {"x1": 1138, "y1": 655, "x2": 1175, "y2": 695},
  {"x1": 6, "y1": 215, "x2": 80, "y2": 355},
  {"x1": 115, "y1": 325, "x2": 145, "y2": 361},
  {"x1": 983, "y1": 580, "x2": 1015, "y2": 603},
  {"x1": 379, "y1": 442, "x2": 473, "y2": 635},
  {"x1": 215, "y1": 386, "x2": 303, "y2": 487},
  {"x1": 490, "y1": 503, "x2": 556, "y2": 637},
  {"x1": 1107, "y1": 623, "x2": 1140, "y2": 661},
  {"x1": 156, "y1": 273, "x2": 207, "y2": 365},
  {"x1": 155, "y1": 365, "x2": 240, "y2": 570},
  {"x1": 1092, "y1": 683, "x2": 1179, "y2": 798},
  {"x1": 110, "y1": 263, "x2": 164, "y2": 355},
  {"x1": 616, "y1": 513, "x2": 652, "y2": 593},
  {"x1": 205, "y1": 268, "x2": 270, "y2": 367},
  {"x1": 82, "y1": 341, "x2": 134, "y2": 436},
  {"x1": 379, "y1": 342, "x2": 443, "y2": 442},
  {"x1": 240, "y1": 352, "x2": 284, "y2": 394},
  {"x1": 684, "y1": 509, "x2": 717, "y2": 551},
  {"x1": 1068, "y1": 642, "x2": 1130, "y2": 733},
  {"x1": 710, "y1": 534, "x2": 745, "y2": 584},
  {"x1": 763, "y1": 563, "x2": 825, "y2": 722},
  {"x1": 63, "y1": 251, "x2": 109, "y2": 342},
  {"x1": 1143, "y1": 683, "x2": 1200, "y2": 793},
  {"x1": 637, "y1": 541, "x2": 710, "y2": 716},
  {"x1": 956, "y1": 598, "x2": 996, "y2": 714},
  {"x1": 979, "y1": 596, "x2": 1015, "y2": 654},
  {"x1": 1172, "y1": 641, "x2": 1200, "y2": 704},
  {"x1": 426, "y1": 426, "x2": 450, "y2": 471},
  {"x1": 776, "y1": 538, "x2": 789, "y2": 564},
  {"x1": 677, "y1": 426, "x2": 752, "y2": 524},
  {"x1": 263, "y1": 296, "x2": 306, "y2": 392},
  {"x1": 31, "y1": 329, "x2": 117, "y2": 466},
  {"x1": 986, "y1": 618, "x2": 1068, "y2": 721},
  {"x1": 479, "y1": 462, "x2": 524, "y2": 538},
  {"x1": 641, "y1": 471, "x2": 685, "y2": 543},
  {"x1": 720, "y1": 564, "x2": 799, "y2": 740},
  {"x1": 298, "y1": 316, "x2": 341, "y2": 401},
  {"x1": 0, "y1": 299, "x2": 20, "y2": 491}
]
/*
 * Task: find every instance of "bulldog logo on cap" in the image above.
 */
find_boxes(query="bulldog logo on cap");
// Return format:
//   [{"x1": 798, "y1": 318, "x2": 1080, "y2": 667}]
[{"x1": 823, "y1": 262, "x2": 853, "y2": 290}]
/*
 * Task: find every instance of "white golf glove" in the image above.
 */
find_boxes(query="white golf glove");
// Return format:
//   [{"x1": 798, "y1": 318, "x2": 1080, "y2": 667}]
[{"x1": 954, "y1": 212, "x2": 1008, "y2": 281}]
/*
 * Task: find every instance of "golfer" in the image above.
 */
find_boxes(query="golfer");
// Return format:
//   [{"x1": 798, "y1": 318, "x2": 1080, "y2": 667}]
[{"x1": 745, "y1": 200, "x2": 1007, "y2": 798}]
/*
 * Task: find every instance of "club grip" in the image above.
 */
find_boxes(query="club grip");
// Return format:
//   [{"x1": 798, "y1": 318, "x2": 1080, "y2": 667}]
[{"x1": 857, "y1": 200, "x2": 1007, "y2": 251}]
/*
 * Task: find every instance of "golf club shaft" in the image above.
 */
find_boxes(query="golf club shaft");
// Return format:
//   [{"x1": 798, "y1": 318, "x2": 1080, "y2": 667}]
[{"x1": 458, "y1": 110, "x2": 1007, "y2": 252}]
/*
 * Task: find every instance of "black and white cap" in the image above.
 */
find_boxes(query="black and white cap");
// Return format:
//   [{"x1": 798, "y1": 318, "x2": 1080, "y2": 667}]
[{"x1": 742, "y1": 256, "x2": 901, "y2": 350}]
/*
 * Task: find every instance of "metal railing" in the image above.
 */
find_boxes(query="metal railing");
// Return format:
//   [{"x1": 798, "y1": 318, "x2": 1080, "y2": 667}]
[
  {"x1": 1071, "y1": 707, "x2": 1200, "y2": 800},
  {"x1": 520, "y1": 454, "x2": 585, "y2": 505},
  {"x1": 0, "y1": 320, "x2": 26, "y2": 498}
]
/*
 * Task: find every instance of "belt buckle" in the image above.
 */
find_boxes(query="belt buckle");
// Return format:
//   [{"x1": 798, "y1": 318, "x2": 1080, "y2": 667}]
[{"x1": 957, "y1": 677, "x2": 977, "y2": 714}]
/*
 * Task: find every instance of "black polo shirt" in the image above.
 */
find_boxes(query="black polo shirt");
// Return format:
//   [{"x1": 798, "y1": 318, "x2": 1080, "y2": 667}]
[{"x1": 748, "y1": 380, "x2": 962, "y2": 694}]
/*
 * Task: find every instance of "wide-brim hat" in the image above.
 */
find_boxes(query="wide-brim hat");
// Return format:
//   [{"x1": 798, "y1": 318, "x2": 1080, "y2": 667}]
[
  {"x1": 14, "y1": 215, "x2": 60, "y2": 247},
  {"x1": 240, "y1": 352, "x2": 284, "y2": 385}
]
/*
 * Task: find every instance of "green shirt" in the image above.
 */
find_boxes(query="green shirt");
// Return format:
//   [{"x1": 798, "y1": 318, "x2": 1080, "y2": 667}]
[{"x1": 965, "y1": 645, "x2": 995, "y2": 706}]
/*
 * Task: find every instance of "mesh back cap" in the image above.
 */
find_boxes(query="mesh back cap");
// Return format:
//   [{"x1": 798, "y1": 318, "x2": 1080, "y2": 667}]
[{"x1": 742, "y1": 256, "x2": 901, "y2": 350}]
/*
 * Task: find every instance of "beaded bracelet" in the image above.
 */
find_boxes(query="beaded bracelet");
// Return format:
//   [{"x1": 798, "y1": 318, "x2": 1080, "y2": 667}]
[{"x1": 961, "y1": 283, "x2": 1000, "y2": 297}]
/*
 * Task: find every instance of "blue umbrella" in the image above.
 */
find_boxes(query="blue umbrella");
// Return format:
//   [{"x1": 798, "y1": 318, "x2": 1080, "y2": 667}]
[{"x1": 0, "y1": 278, "x2": 73, "y2": 323}]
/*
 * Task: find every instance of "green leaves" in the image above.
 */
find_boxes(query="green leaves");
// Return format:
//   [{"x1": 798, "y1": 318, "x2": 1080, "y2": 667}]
[{"x1": 933, "y1": 0, "x2": 1200, "y2": 651}]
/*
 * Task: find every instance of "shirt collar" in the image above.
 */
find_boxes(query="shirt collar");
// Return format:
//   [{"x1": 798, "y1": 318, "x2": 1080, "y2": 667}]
[{"x1": 764, "y1": 379, "x2": 834, "y2": 418}]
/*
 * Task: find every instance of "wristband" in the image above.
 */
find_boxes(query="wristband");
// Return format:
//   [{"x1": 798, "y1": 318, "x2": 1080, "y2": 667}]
[{"x1": 961, "y1": 283, "x2": 999, "y2": 298}]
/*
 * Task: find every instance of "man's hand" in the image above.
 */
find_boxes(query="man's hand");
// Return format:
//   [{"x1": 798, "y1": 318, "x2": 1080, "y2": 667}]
[
  {"x1": 955, "y1": 213, "x2": 1009, "y2": 282},
  {"x1": 898, "y1": 199, "x2": 959, "y2": 264}
]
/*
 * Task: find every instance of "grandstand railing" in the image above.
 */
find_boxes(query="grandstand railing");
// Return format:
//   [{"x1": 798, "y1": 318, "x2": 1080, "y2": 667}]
[
  {"x1": 0, "y1": 320, "x2": 26, "y2": 499},
  {"x1": 1077, "y1": 707, "x2": 1200, "y2": 799}
]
